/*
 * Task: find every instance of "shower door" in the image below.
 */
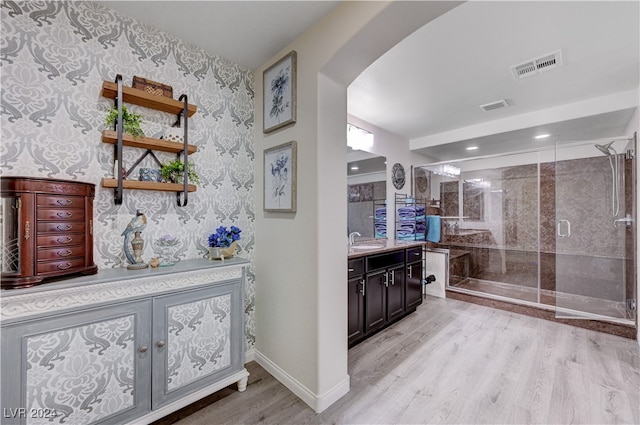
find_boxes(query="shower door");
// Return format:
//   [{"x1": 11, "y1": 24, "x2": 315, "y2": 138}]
[{"x1": 555, "y1": 138, "x2": 636, "y2": 323}]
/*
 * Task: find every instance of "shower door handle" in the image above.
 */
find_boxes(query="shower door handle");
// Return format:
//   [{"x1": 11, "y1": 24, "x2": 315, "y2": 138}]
[
  {"x1": 614, "y1": 213, "x2": 633, "y2": 228},
  {"x1": 557, "y1": 220, "x2": 571, "y2": 237}
]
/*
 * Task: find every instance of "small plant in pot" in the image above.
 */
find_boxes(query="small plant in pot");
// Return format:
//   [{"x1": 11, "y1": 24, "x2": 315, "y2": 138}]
[
  {"x1": 160, "y1": 159, "x2": 200, "y2": 184},
  {"x1": 105, "y1": 105, "x2": 145, "y2": 139}
]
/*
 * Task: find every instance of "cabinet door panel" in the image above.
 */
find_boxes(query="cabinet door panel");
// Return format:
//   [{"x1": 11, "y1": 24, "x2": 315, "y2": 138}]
[
  {"x1": 152, "y1": 281, "x2": 243, "y2": 409},
  {"x1": 348, "y1": 276, "x2": 364, "y2": 345},
  {"x1": 406, "y1": 260, "x2": 423, "y2": 310},
  {"x1": 1, "y1": 300, "x2": 151, "y2": 425},
  {"x1": 365, "y1": 271, "x2": 386, "y2": 333},
  {"x1": 386, "y1": 265, "x2": 405, "y2": 322}
]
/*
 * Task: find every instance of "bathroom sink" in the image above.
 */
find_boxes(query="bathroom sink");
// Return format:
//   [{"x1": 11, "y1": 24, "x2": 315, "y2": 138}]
[{"x1": 350, "y1": 244, "x2": 384, "y2": 250}]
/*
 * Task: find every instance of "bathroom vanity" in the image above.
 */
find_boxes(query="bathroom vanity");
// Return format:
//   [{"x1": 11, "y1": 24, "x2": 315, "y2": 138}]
[
  {"x1": 348, "y1": 240, "x2": 425, "y2": 347},
  {"x1": 1, "y1": 259, "x2": 249, "y2": 425}
]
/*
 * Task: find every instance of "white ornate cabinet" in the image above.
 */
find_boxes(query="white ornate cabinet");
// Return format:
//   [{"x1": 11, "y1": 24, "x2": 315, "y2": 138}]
[{"x1": 1, "y1": 259, "x2": 249, "y2": 425}]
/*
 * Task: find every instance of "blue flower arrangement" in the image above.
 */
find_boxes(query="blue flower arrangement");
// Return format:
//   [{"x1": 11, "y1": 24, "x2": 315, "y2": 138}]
[{"x1": 208, "y1": 226, "x2": 241, "y2": 248}]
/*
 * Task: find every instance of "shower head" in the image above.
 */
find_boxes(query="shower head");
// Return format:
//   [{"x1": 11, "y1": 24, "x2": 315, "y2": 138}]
[{"x1": 595, "y1": 141, "x2": 615, "y2": 156}]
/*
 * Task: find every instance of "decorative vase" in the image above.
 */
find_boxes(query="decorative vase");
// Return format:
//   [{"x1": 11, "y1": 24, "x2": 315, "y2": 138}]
[
  {"x1": 160, "y1": 245, "x2": 179, "y2": 266},
  {"x1": 208, "y1": 241, "x2": 237, "y2": 260},
  {"x1": 127, "y1": 231, "x2": 148, "y2": 270}
]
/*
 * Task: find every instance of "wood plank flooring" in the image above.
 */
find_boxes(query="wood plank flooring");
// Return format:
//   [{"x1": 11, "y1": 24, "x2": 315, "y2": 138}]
[{"x1": 171, "y1": 296, "x2": 639, "y2": 425}]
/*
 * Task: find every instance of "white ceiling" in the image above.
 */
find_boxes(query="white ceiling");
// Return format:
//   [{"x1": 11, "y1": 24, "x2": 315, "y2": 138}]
[
  {"x1": 348, "y1": 1, "x2": 640, "y2": 160},
  {"x1": 101, "y1": 1, "x2": 639, "y2": 161},
  {"x1": 99, "y1": 1, "x2": 339, "y2": 70}
]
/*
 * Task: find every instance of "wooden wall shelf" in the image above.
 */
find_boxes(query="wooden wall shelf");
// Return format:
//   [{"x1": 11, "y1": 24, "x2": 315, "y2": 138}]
[
  {"x1": 101, "y1": 178, "x2": 196, "y2": 193},
  {"x1": 101, "y1": 130, "x2": 197, "y2": 155},
  {"x1": 101, "y1": 81, "x2": 197, "y2": 117}
]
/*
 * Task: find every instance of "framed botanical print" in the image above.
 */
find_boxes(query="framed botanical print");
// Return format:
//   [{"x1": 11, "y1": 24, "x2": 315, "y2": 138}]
[
  {"x1": 264, "y1": 141, "x2": 297, "y2": 212},
  {"x1": 263, "y1": 51, "x2": 297, "y2": 133}
]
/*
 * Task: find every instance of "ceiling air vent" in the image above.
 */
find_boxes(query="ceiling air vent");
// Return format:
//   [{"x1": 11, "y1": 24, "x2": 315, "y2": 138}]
[
  {"x1": 480, "y1": 99, "x2": 509, "y2": 112},
  {"x1": 511, "y1": 50, "x2": 562, "y2": 80}
]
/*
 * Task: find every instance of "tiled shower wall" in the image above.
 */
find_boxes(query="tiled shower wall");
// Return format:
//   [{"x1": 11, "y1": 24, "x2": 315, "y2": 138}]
[
  {"x1": 1, "y1": 1, "x2": 256, "y2": 348},
  {"x1": 445, "y1": 155, "x2": 632, "y2": 303}
]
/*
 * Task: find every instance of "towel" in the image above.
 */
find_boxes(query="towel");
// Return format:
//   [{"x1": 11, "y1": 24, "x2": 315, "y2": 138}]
[{"x1": 426, "y1": 215, "x2": 441, "y2": 243}]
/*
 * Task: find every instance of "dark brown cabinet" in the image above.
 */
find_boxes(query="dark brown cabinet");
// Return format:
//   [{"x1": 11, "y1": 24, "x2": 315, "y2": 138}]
[
  {"x1": 1, "y1": 177, "x2": 97, "y2": 289},
  {"x1": 348, "y1": 245, "x2": 422, "y2": 347},
  {"x1": 364, "y1": 270, "x2": 387, "y2": 334},
  {"x1": 348, "y1": 258, "x2": 365, "y2": 346},
  {"x1": 406, "y1": 247, "x2": 424, "y2": 311}
]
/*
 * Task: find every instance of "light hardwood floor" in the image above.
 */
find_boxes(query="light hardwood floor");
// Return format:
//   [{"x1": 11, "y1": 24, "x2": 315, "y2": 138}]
[{"x1": 173, "y1": 296, "x2": 639, "y2": 425}]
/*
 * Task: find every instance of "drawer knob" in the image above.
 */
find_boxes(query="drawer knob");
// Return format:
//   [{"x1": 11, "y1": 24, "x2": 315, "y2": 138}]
[
  {"x1": 57, "y1": 237, "x2": 73, "y2": 244},
  {"x1": 138, "y1": 345, "x2": 148, "y2": 353},
  {"x1": 57, "y1": 224, "x2": 72, "y2": 231},
  {"x1": 57, "y1": 212, "x2": 73, "y2": 218},
  {"x1": 57, "y1": 249, "x2": 73, "y2": 257},
  {"x1": 57, "y1": 262, "x2": 73, "y2": 270},
  {"x1": 157, "y1": 340, "x2": 166, "y2": 348},
  {"x1": 56, "y1": 199, "x2": 72, "y2": 205}
]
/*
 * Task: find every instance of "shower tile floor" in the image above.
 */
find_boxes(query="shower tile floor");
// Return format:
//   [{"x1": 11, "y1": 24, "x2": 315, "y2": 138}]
[{"x1": 450, "y1": 277, "x2": 633, "y2": 322}]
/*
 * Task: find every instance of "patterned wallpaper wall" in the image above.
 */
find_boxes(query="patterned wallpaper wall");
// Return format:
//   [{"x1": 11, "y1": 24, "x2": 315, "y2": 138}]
[{"x1": 1, "y1": 1, "x2": 256, "y2": 348}]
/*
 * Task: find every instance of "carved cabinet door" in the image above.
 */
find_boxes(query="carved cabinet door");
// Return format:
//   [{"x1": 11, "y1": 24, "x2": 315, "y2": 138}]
[
  {"x1": 1, "y1": 300, "x2": 152, "y2": 425},
  {"x1": 151, "y1": 280, "x2": 243, "y2": 409}
]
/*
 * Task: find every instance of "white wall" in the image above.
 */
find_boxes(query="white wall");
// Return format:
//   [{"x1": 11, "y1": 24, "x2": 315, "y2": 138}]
[
  {"x1": 253, "y1": 2, "x2": 390, "y2": 412},
  {"x1": 253, "y1": 1, "x2": 460, "y2": 411},
  {"x1": 347, "y1": 114, "x2": 433, "y2": 238}
]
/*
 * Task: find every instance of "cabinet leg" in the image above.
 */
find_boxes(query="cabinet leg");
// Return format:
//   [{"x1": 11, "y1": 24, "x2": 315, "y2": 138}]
[{"x1": 237, "y1": 375, "x2": 249, "y2": 392}]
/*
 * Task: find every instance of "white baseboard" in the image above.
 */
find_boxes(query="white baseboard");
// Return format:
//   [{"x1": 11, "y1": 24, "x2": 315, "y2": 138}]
[
  {"x1": 245, "y1": 349, "x2": 256, "y2": 363},
  {"x1": 254, "y1": 350, "x2": 349, "y2": 413}
]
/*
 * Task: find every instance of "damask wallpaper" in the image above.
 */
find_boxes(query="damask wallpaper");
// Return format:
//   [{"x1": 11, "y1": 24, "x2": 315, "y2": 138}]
[{"x1": 0, "y1": 1, "x2": 256, "y2": 348}]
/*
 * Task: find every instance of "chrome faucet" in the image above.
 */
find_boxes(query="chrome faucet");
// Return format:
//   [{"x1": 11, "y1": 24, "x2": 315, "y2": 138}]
[{"x1": 348, "y1": 232, "x2": 361, "y2": 245}]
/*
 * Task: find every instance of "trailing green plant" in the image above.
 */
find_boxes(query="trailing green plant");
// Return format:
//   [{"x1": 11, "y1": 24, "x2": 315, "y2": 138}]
[
  {"x1": 160, "y1": 159, "x2": 200, "y2": 184},
  {"x1": 105, "y1": 105, "x2": 145, "y2": 139}
]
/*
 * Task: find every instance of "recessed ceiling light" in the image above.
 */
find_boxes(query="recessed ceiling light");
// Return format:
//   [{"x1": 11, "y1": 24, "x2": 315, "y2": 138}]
[
  {"x1": 466, "y1": 146, "x2": 478, "y2": 151},
  {"x1": 350, "y1": 166, "x2": 359, "y2": 171},
  {"x1": 534, "y1": 134, "x2": 550, "y2": 139}
]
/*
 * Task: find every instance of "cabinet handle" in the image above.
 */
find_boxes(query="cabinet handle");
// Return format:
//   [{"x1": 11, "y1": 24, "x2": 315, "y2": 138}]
[
  {"x1": 57, "y1": 262, "x2": 73, "y2": 270},
  {"x1": 360, "y1": 279, "x2": 365, "y2": 297},
  {"x1": 57, "y1": 237, "x2": 73, "y2": 244},
  {"x1": 56, "y1": 199, "x2": 72, "y2": 205},
  {"x1": 390, "y1": 270, "x2": 395, "y2": 285},
  {"x1": 24, "y1": 220, "x2": 30, "y2": 240},
  {"x1": 57, "y1": 224, "x2": 72, "y2": 231},
  {"x1": 157, "y1": 340, "x2": 166, "y2": 348},
  {"x1": 139, "y1": 345, "x2": 148, "y2": 353},
  {"x1": 348, "y1": 268, "x2": 354, "y2": 272},
  {"x1": 408, "y1": 265, "x2": 413, "y2": 279},
  {"x1": 57, "y1": 249, "x2": 72, "y2": 257},
  {"x1": 90, "y1": 219, "x2": 93, "y2": 236},
  {"x1": 384, "y1": 272, "x2": 389, "y2": 287},
  {"x1": 57, "y1": 212, "x2": 73, "y2": 218},
  {"x1": 414, "y1": 252, "x2": 420, "y2": 256}
]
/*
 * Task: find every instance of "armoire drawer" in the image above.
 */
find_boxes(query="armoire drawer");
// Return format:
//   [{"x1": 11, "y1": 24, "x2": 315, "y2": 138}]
[
  {"x1": 37, "y1": 208, "x2": 85, "y2": 221},
  {"x1": 37, "y1": 245, "x2": 85, "y2": 261},
  {"x1": 37, "y1": 257, "x2": 86, "y2": 274},
  {"x1": 37, "y1": 234, "x2": 85, "y2": 247},
  {"x1": 37, "y1": 194, "x2": 85, "y2": 208}
]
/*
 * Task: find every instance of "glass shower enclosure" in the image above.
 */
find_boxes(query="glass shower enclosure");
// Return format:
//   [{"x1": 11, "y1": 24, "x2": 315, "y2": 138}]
[{"x1": 418, "y1": 135, "x2": 637, "y2": 325}]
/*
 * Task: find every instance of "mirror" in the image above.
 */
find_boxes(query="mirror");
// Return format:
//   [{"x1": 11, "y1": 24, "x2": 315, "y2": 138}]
[{"x1": 347, "y1": 147, "x2": 386, "y2": 239}]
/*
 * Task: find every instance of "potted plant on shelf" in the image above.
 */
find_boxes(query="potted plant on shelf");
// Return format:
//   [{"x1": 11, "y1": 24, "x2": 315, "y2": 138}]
[
  {"x1": 208, "y1": 226, "x2": 241, "y2": 260},
  {"x1": 159, "y1": 159, "x2": 200, "y2": 185},
  {"x1": 105, "y1": 105, "x2": 145, "y2": 139}
]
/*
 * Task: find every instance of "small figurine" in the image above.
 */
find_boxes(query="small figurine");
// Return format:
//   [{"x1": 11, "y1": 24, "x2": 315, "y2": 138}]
[{"x1": 149, "y1": 257, "x2": 160, "y2": 268}]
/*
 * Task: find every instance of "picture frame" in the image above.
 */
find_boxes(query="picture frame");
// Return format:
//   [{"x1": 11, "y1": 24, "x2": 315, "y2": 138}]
[
  {"x1": 264, "y1": 141, "x2": 297, "y2": 212},
  {"x1": 263, "y1": 51, "x2": 297, "y2": 133}
]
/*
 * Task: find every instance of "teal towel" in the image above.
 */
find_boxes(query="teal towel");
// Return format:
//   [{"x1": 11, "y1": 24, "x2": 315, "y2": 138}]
[{"x1": 426, "y1": 215, "x2": 441, "y2": 243}]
